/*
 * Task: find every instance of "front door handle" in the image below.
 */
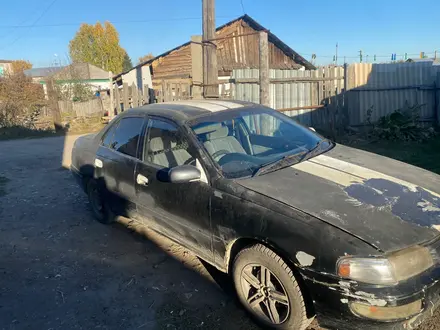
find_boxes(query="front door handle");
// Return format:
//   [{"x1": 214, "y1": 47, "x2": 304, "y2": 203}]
[
  {"x1": 94, "y1": 158, "x2": 103, "y2": 168},
  {"x1": 136, "y1": 174, "x2": 149, "y2": 186}
]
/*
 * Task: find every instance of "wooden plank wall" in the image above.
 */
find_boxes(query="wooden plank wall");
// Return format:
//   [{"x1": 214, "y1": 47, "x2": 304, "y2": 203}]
[
  {"x1": 151, "y1": 44, "x2": 192, "y2": 80},
  {"x1": 216, "y1": 19, "x2": 300, "y2": 71}
]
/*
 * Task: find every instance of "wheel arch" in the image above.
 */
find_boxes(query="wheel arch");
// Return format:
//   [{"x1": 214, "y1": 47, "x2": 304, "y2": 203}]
[{"x1": 225, "y1": 236, "x2": 316, "y2": 319}]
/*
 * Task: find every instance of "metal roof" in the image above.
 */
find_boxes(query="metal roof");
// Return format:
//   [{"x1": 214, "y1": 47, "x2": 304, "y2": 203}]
[
  {"x1": 24, "y1": 66, "x2": 64, "y2": 78},
  {"x1": 123, "y1": 100, "x2": 256, "y2": 121}
]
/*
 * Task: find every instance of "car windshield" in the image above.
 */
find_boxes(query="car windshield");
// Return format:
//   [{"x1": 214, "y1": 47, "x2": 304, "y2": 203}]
[{"x1": 189, "y1": 106, "x2": 331, "y2": 179}]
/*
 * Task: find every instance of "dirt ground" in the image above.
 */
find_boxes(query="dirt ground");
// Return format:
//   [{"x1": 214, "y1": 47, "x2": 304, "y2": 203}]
[{"x1": 0, "y1": 135, "x2": 438, "y2": 330}]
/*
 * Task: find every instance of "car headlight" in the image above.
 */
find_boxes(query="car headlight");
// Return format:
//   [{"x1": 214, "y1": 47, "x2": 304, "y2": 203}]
[{"x1": 337, "y1": 245, "x2": 434, "y2": 285}]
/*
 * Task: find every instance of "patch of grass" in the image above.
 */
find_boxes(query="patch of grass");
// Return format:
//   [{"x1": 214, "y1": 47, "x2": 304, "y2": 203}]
[
  {"x1": 352, "y1": 136, "x2": 440, "y2": 175},
  {"x1": 0, "y1": 175, "x2": 9, "y2": 197}
]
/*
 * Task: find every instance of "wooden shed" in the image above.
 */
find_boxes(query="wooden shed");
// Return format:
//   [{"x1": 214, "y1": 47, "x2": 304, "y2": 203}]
[{"x1": 114, "y1": 14, "x2": 315, "y2": 93}]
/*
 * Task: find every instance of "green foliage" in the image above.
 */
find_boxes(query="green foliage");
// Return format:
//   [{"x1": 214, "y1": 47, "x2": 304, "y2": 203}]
[
  {"x1": 122, "y1": 51, "x2": 133, "y2": 71},
  {"x1": 69, "y1": 21, "x2": 126, "y2": 73},
  {"x1": 367, "y1": 102, "x2": 436, "y2": 141}
]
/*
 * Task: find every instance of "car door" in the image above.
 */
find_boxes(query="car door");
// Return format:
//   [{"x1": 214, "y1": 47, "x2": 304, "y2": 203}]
[
  {"x1": 95, "y1": 115, "x2": 146, "y2": 217},
  {"x1": 135, "y1": 117, "x2": 213, "y2": 260}
]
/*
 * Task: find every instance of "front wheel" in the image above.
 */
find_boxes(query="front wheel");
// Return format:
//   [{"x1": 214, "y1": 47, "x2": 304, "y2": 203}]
[
  {"x1": 232, "y1": 244, "x2": 309, "y2": 330},
  {"x1": 86, "y1": 179, "x2": 115, "y2": 224}
]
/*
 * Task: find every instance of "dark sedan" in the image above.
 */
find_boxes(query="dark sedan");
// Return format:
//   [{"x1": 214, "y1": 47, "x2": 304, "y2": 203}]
[{"x1": 71, "y1": 100, "x2": 440, "y2": 330}]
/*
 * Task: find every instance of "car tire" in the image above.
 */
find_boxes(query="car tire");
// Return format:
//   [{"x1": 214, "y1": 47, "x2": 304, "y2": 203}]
[
  {"x1": 86, "y1": 179, "x2": 115, "y2": 224},
  {"x1": 233, "y1": 244, "x2": 309, "y2": 330}
]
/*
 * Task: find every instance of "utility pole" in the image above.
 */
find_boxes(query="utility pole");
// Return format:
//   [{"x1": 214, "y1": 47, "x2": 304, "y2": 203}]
[
  {"x1": 259, "y1": 30, "x2": 270, "y2": 135},
  {"x1": 259, "y1": 31, "x2": 269, "y2": 107},
  {"x1": 202, "y1": 0, "x2": 218, "y2": 98}
]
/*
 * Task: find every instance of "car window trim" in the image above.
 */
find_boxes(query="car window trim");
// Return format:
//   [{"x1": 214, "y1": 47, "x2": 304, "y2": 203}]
[
  {"x1": 101, "y1": 115, "x2": 147, "y2": 161},
  {"x1": 141, "y1": 115, "x2": 187, "y2": 166},
  {"x1": 141, "y1": 115, "x2": 211, "y2": 183}
]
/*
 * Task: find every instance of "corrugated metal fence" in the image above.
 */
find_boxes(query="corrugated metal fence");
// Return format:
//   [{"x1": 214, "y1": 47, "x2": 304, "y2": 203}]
[
  {"x1": 230, "y1": 62, "x2": 440, "y2": 131},
  {"x1": 232, "y1": 67, "x2": 344, "y2": 127},
  {"x1": 346, "y1": 62, "x2": 440, "y2": 125}
]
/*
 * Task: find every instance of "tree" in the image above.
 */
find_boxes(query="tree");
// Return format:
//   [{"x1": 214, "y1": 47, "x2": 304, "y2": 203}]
[
  {"x1": 122, "y1": 51, "x2": 133, "y2": 72},
  {"x1": 69, "y1": 21, "x2": 125, "y2": 73},
  {"x1": 10, "y1": 60, "x2": 32, "y2": 74},
  {"x1": 0, "y1": 72, "x2": 45, "y2": 127},
  {"x1": 138, "y1": 53, "x2": 155, "y2": 64}
]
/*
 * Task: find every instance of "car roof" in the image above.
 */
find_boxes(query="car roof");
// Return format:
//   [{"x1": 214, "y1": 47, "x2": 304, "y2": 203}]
[{"x1": 122, "y1": 100, "x2": 257, "y2": 122}]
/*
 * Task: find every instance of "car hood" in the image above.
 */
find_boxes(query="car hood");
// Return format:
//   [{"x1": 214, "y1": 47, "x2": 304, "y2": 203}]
[{"x1": 238, "y1": 144, "x2": 440, "y2": 252}]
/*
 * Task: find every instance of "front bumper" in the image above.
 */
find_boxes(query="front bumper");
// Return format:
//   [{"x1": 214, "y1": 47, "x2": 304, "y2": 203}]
[
  {"x1": 70, "y1": 165, "x2": 86, "y2": 192},
  {"x1": 301, "y1": 266, "x2": 440, "y2": 330}
]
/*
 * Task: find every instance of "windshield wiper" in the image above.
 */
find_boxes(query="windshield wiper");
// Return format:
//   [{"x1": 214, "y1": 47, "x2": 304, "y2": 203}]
[
  {"x1": 252, "y1": 139, "x2": 332, "y2": 177},
  {"x1": 299, "y1": 139, "x2": 332, "y2": 162},
  {"x1": 252, "y1": 150, "x2": 308, "y2": 177}
]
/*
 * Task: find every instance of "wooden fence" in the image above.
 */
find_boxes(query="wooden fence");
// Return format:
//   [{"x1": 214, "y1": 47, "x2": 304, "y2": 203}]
[
  {"x1": 58, "y1": 98, "x2": 103, "y2": 117},
  {"x1": 228, "y1": 67, "x2": 345, "y2": 129},
  {"x1": 111, "y1": 62, "x2": 440, "y2": 134},
  {"x1": 113, "y1": 82, "x2": 153, "y2": 113}
]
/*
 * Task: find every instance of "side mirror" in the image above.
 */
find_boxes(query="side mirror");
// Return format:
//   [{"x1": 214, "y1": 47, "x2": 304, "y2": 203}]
[
  {"x1": 309, "y1": 127, "x2": 316, "y2": 132},
  {"x1": 168, "y1": 165, "x2": 201, "y2": 184}
]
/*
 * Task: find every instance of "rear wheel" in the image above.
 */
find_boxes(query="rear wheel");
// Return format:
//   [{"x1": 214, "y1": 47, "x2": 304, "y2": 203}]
[
  {"x1": 233, "y1": 244, "x2": 309, "y2": 330},
  {"x1": 86, "y1": 179, "x2": 114, "y2": 224}
]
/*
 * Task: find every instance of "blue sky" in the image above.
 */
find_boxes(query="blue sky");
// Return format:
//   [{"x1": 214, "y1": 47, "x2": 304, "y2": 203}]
[{"x1": 0, "y1": 0, "x2": 439, "y2": 67}]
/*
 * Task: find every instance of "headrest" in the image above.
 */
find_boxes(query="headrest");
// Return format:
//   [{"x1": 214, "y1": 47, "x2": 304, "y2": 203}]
[
  {"x1": 149, "y1": 137, "x2": 176, "y2": 152},
  {"x1": 193, "y1": 123, "x2": 222, "y2": 135},
  {"x1": 206, "y1": 125, "x2": 229, "y2": 139}
]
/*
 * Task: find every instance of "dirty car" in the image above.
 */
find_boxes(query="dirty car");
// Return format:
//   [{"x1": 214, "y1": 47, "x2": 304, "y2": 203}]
[{"x1": 71, "y1": 100, "x2": 440, "y2": 330}]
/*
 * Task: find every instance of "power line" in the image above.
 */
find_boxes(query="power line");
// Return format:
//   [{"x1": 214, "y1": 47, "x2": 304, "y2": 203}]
[
  {"x1": 240, "y1": 0, "x2": 246, "y2": 14},
  {"x1": 0, "y1": 0, "x2": 58, "y2": 51},
  {"x1": 0, "y1": 15, "x2": 238, "y2": 29}
]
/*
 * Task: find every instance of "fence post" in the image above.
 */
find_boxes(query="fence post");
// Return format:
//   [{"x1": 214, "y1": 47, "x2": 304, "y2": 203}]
[
  {"x1": 436, "y1": 72, "x2": 440, "y2": 125},
  {"x1": 123, "y1": 83, "x2": 129, "y2": 110},
  {"x1": 108, "y1": 71, "x2": 114, "y2": 118},
  {"x1": 131, "y1": 83, "x2": 138, "y2": 107},
  {"x1": 191, "y1": 35, "x2": 203, "y2": 99},
  {"x1": 161, "y1": 80, "x2": 166, "y2": 102},
  {"x1": 342, "y1": 63, "x2": 349, "y2": 127},
  {"x1": 114, "y1": 86, "x2": 121, "y2": 114},
  {"x1": 144, "y1": 84, "x2": 150, "y2": 104}
]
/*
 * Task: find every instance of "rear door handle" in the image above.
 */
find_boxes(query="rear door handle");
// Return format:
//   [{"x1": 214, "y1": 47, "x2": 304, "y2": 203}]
[{"x1": 136, "y1": 174, "x2": 149, "y2": 186}]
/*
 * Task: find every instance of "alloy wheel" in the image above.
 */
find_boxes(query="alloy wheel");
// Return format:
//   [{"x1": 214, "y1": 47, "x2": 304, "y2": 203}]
[{"x1": 240, "y1": 263, "x2": 290, "y2": 325}]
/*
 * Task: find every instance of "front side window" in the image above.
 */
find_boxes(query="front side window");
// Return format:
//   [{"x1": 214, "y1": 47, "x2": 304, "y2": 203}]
[
  {"x1": 145, "y1": 119, "x2": 194, "y2": 168},
  {"x1": 108, "y1": 117, "x2": 144, "y2": 158},
  {"x1": 190, "y1": 107, "x2": 331, "y2": 178}
]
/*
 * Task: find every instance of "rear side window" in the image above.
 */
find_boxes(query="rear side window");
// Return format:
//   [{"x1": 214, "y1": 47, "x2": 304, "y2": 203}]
[
  {"x1": 102, "y1": 124, "x2": 117, "y2": 148},
  {"x1": 108, "y1": 117, "x2": 144, "y2": 158}
]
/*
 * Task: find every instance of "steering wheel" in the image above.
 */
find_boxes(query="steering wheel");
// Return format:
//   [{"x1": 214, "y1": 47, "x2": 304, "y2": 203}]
[{"x1": 211, "y1": 149, "x2": 230, "y2": 160}]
